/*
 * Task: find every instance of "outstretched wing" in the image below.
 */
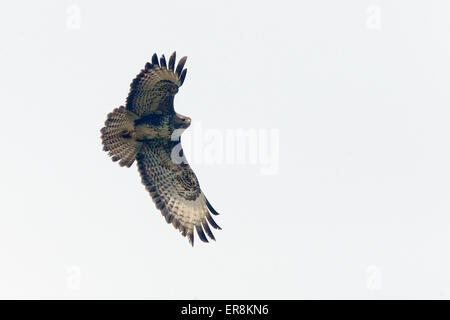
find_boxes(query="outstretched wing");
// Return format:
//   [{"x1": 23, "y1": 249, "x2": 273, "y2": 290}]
[
  {"x1": 136, "y1": 141, "x2": 221, "y2": 246},
  {"x1": 126, "y1": 52, "x2": 188, "y2": 116}
]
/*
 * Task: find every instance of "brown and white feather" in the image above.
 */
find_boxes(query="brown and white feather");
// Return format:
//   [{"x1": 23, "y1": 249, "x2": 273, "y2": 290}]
[
  {"x1": 136, "y1": 141, "x2": 221, "y2": 246},
  {"x1": 101, "y1": 52, "x2": 221, "y2": 246}
]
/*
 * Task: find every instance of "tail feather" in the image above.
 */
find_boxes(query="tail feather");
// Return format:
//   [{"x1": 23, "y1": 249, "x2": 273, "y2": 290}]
[{"x1": 100, "y1": 106, "x2": 142, "y2": 167}]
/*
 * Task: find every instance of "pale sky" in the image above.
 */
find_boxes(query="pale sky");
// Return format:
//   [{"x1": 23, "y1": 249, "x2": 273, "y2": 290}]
[{"x1": 1, "y1": 0, "x2": 450, "y2": 299}]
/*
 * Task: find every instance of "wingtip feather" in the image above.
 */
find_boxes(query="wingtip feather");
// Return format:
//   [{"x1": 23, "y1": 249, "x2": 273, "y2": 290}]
[
  {"x1": 206, "y1": 199, "x2": 220, "y2": 215},
  {"x1": 169, "y1": 51, "x2": 176, "y2": 71},
  {"x1": 180, "y1": 68, "x2": 187, "y2": 86},
  {"x1": 196, "y1": 224, "x2": 209, "y2": 243},
  {"x1": 160, "y1": 54, "x2": 167, "y2": 68},
  {"x1": 152, "y1": 53, "x2": 160, "y2": 67},
  {"x1": 176, "y1": 56, "x2": 187, "y2": 76}
]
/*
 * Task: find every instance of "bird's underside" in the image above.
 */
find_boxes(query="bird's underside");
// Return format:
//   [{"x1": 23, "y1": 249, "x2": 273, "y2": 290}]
[{"x1": 100, "y1": 52, "x2": 221, "y2": 246}]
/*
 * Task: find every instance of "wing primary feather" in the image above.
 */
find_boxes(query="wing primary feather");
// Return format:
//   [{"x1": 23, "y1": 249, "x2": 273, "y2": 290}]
[
  {"x1": 179, "y1": 69, "x2": 187, "y2": 86},
  {"x1": 160, "y1": 55, "x2": 167, "y2": 68},
  {"x1": 145, "y1": 62, "x2": 152, "y2": 70},
  {"x1": 206, "y1": 213, "x2": 221, "y2": 230},
  {"x1": 188, "y1": 231, "x2": 194, "y2": 247},
  {"x1": 168, "y1": 51, "x2": 176, "y2": 71},
  {"x1": 176, "y1": 56, "x2": 187, "y2": 77},
  {"x1": 206, "y1": 199, "x2": 220, "y2": 215},
  {"x1": 195, "y1": 224, "x2": 209, "y2": 243},
  {"x1": 152, "y1": 53, "x2": 160, "y2": 67},
  {"x1": 202, "y1": 218, "x2": 216, "y2": 241}
]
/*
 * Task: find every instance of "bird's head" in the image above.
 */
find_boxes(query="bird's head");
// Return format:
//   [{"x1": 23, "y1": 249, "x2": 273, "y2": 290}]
[
  {"x1": 174, "y1": 113, "x2": 191, "y2": 129},
  {"x1": 169, "y1": 85, "x2": 179, "y2": 95}
]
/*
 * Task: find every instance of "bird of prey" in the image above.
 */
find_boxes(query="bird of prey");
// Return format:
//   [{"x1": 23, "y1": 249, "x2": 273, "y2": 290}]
[{"x1": 100, "y1": 52, "x2": 221, "y2": 246}]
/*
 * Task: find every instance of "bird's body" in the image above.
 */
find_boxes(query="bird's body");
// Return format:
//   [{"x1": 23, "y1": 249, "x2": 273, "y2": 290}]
[{"x1": 100, "y1": 52, "x2": 221, "y2": 246}]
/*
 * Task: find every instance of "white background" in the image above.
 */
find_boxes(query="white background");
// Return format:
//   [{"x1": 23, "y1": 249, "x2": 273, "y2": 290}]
[{"x1": 1, "y1": 0, "x2": 450, "y2": 299}]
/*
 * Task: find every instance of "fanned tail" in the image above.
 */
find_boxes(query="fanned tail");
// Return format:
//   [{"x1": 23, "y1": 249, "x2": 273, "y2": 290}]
[{"x1": 100, "y1": 106, "x2": 142, "y2": 167}]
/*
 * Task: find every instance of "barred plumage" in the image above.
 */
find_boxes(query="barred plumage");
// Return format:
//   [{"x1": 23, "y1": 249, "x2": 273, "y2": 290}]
[{"x1": 100, "y1": 52, "x2": 222, "y2": 246}]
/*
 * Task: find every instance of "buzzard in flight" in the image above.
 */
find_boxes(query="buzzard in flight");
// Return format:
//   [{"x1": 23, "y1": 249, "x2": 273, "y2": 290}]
[{"x1": 100, "y1": 52, "x2": 221, "y2": 246}]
